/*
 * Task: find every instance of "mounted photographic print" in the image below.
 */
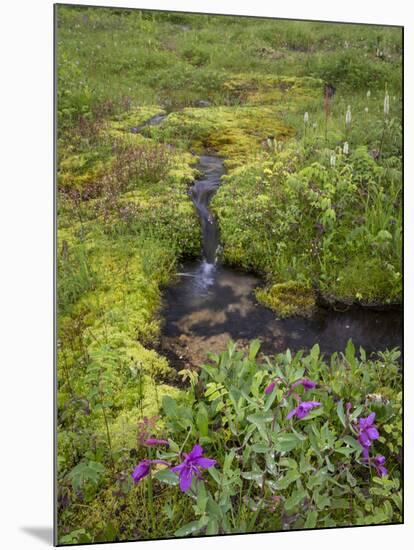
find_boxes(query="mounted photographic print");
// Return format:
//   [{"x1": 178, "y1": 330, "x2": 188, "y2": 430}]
[{"x1": 55, "y1": 3, "x2": 403, "y2": 545}]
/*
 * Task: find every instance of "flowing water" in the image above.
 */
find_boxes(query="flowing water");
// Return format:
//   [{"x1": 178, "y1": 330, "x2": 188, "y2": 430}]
[{"x1": 160, "y1": 155, "x2": 402, "y2": 367}]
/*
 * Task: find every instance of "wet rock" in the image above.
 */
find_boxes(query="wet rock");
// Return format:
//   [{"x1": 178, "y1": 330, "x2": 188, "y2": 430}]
[{"x1": 195, "y1": 100, "x2": 212, "y2": 108}]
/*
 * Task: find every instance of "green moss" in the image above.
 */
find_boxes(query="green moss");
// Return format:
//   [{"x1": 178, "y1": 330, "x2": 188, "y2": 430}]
[
  {"x1": 222, "y1": 74, "x2": 323, "y2": 105},
  {"x1": 255, "y1": 281, "x2": 316, "y2": 317},
  {"x1": 104, "y1": 105, "x2": 166, "y2": 139},
  {"x1": 146, "y1": 104, "x2": 295, "y2": 168}
]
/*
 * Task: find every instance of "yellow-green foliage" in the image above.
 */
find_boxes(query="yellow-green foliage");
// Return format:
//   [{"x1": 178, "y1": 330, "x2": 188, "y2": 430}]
[
  {"x1": 255, "y1": 281, "x2": 316, "y2": 317},
  {"x1": 143, "y1": 76, "x2": 321, "y2": 169},
  {"x1": 105, "y1": 105, "x2": 166, "y2": 137},
  {"x1": 222, "y1": 74, "x2": 322, "y2": 105}
]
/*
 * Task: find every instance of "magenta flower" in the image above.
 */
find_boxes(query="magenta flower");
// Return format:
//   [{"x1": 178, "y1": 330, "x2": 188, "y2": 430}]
[
  {"x1": 131, "y1": 459, "x2": 169, "y2": 483},
  {"x1": 171, "y1": 444, "x2": 216, "y2": 492},
  {"x1": 265, "y1": 381, "x2": 276, "y2": 395},
  {"x1": 287, "y1": 401, "x2": 321, "y2": 420},
  {"x1": 291, "y1": 378, "x2": 317, "y2": 391},
  {"x1": 358, "y1": 413, "x2": 379, "y2": 449},
  {"x1": 144, "y1": 438, "x2": 169, "y2": 447},
  {"x1": 373, "y1": 454, "x2": 388, "y2": 477}
]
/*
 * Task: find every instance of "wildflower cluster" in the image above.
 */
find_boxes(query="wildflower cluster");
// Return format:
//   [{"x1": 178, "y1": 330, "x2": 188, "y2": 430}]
[
  {"x1": 131, "y1": 444, "x2": 216, "y2": 493},
  {"x1": 356, "y1": 412, "x2": 388, "y2": 477}
]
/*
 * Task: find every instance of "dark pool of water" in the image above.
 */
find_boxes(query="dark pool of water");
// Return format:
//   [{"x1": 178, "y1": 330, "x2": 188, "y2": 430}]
[{"x1": 161, "y1": 260, "x2": 402, "y2": 366}]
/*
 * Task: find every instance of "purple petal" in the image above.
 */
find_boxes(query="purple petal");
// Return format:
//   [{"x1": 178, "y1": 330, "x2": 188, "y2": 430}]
[
  {"x1": 194, "y1": 457, "x2": 216, "y2": 469},
  {"x1": 132, "y1": 461, "x2": 150, "y2": 483},
  {"x1": 366, "y1": 427, "x2": 379, "y2": 440},
  {"x1": 265, "y1": 381, "x2": 276, "y2": 395},
  {"x1": 362, "y1": 446, "x2": 370, "y2": 460},
  {"x1": 292, "y1": 378, "x2": 316, "y2": 391},
  {"x1": 296, "y1": 401, "x2": 321, "y2": 419},
  {"x1": 374, "y1": 454, "x2": 385, "y2": 465},
  {"x1": 179, "y1": 466, "x2": 193, "y2": 492},
  {"x1": 187, "y1": 444, "x2": 203, "y2": 461},
  {"x1": 302, "y1": 379, "x2": 317, "y2": 390},
  {"x1": 358, "y1": 432, "x2": 372, "y2": 447},
  {"x1": 377, "y1": 465, "x2": 388, "y2": 477},
  {"x1": 360, "y1": 412, "x2": 376, "y2": 430},
  {"x1": 296, "y1": 405, "x2": 309, "y2": 419},
  {"x1": 171, "y1": 463, "x2": 185, "y2": 473},
  {"x1": 287, "y1": 407, "x2": 297, "y2": 420}
]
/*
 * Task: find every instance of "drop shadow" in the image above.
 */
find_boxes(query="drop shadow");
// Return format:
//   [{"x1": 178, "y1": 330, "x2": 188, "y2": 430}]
[{"x1": 21, "y1": 526, "x2": 54, "y2": 545}]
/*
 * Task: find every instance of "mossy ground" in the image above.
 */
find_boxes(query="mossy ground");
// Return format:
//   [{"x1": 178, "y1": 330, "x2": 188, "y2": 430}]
[
  {"x1": 255, "y1": 281, "x2": 316, "y2": 317},
  {"x1": 56, "y1": 5, "x2": 402, "y2": 543}
]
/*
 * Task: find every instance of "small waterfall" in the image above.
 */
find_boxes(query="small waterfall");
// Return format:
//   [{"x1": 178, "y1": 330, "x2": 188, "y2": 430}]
[{"x1": 189, "y1": 155, "x2": 223, "y2": 266}]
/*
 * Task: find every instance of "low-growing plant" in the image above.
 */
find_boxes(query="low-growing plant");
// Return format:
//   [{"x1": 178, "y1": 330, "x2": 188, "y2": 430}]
[{"x1": 130, "y1": 340, "x2": 402, "y2": 536}]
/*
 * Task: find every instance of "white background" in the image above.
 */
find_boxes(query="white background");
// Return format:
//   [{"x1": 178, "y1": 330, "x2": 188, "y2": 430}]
[{"x1": 1, "y1": 0, "x2": 412, "y2": 548}]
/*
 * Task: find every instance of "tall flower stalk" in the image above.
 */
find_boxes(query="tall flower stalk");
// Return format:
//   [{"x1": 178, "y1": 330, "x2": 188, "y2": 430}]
[
  {"x1": 303, "y1": 112, "x2": 309, "y2": 142},
  {"x1": 378, "y1": 87, "x2": 390, "y2": 159}
]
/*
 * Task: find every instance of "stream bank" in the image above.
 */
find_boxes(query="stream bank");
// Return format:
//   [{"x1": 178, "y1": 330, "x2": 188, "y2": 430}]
[{"x1": 159, "y1": 153, "x2": 402, "y2": 369}]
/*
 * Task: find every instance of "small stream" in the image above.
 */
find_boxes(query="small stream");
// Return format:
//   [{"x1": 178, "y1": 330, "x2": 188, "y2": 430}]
[
  {"x1": 130, "y1": 114, "x2": 402, "y2": 366},
  {"x1": 160, "y1": 155, "x2": 402, "y2": 367}
]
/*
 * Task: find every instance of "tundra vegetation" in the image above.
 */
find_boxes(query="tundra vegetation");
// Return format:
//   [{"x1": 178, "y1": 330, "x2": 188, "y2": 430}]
[{"x1": 56, "y1": 6, "x2": 402, "y2": 544}]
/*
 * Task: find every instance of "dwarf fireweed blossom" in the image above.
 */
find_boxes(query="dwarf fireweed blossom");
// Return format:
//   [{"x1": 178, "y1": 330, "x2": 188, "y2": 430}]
[
  {"x1": 357, "y1": 412, "x2": 379, "y2": 449},
  {"x1": 265, "y1": 381, "x2": 276, "y2": 395},
  {"x1": 287, "y1": 401, "x2": 321, "y2": 420},
  {"x1": 131, "y1": 459, "x2": 169, "y2": 483},
  {"x1": 291, "y1": 378, "x2": 317, "y2": 391},
  {"x1": 144, "y1": 438, "x2": 169, "y2": 447},
  {"x1": 171, "y1": 444, "x2": 216, "y2": 492},
  {"x1": 373, "y1": 454, "x2": 388, "y2": 477}
]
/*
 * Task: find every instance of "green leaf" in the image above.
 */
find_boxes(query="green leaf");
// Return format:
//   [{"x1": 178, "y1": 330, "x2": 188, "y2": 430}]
[
  {"x1": 223, "y1": 450, "x2": 235, "y2": 472},
  {"x1": 304, "y1": 509, "x2": 318, "y2": 528},
  {"x1": 196, "y1": 404, "x2": 209, "y2": 437},
  {"x1": 67, "y1": 460, "x2": 105, "y2": 491},
  {"x1": 264, "y1": 387, "x2": 278, "y2": 411},
  {"x1": 206, "y1": 498, "x2": 222, "y2": 520},
  {"x1": 162, "y1": 395, "x2": 178, "y2": 419},
  {"x1": 275, "y1": 433, "x2": 303, "y2": 452},
  {"x1": 206, "y1": 518, "x2": 219, "y2": 536},
  {"x1": 252, "y1": 443, "x2": 269, "y2": 453},
  {"x1": 241, "y1": 471, "x2": 263, "y2": 483},
  {"x1": 153, "y1": 469, "x2": 179, "y2": 486},
  {"x1": 275, "y1": 470, "x2": 300, "y2": 490},
  {"x1": 196, "y1": 482, "x2": 208, "y2": 514},
  {"x1": 167, "y1": 439, "x2": 180, "y2": 453},
  {"x1": 343, "y1": 435, "x2": 363, "y2": 454},
  {"x1": 284, "y1": 489, "x2": 307, "y2": 511},
  {"x1": 208, "y1": 466, "x2": 221, "y2": 485},
  {"x1": 337, "y1": 399, "x2": 346, "y2": 428},
  {"x1": 344, "y1": 339, "x2": 356, "y2": 367},
  {"x1": 174, "y1": 517, "x2": 209, "y2": 537},
  {"x1": 310, "y1": 344, "x2": 320, "y2": 362},
  {"x1": 248, "y1": 339, "x2": 261, "y2": 360}
]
